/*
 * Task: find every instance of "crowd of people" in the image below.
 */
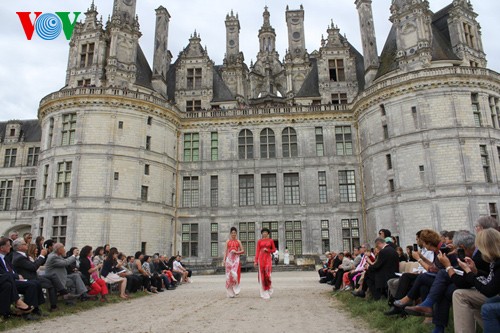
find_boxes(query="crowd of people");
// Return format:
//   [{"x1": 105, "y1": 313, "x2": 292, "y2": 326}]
[
  {"x1": 318, "y1": 217, "x2": 500, "y2": 333},
  {"x1": 0, "y1": 232, "x2": 192, "y2": 321}
]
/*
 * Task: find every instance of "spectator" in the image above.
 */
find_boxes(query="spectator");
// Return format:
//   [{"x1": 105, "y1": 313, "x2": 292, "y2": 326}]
[
  {"x1": 4, "y1": 231, "x2": 19, "y2": 265},
  {"x1": 103, "y1": 244, "x2": 110, "y2": 258},
  {"x1": 396, "y1": 247, "x2": 408, "y2": 262},
  {"x1": 35, "y1": 236, "x2": 44, "y2": 257},
  {"x1": 481, "y1": 296, "x2": 500, "y2": 333},
  {"x1": 352, "y1": 238, "x2": 399, "y2": 300},
  {"x1": 452, "y1": 228, "x2": 500, "y2": 333},
  {"x1": 0, "y1": 237, "x2": 44, "y2": 320},
  {"x1": 101, "y1": 247, "x2": 128, "y2": 298},
  {"x1": 173, "y1": 255, "x2": 191, "y2": 283},
  {"x1": 79, "y1": 245, "x2": 108, "y2": 301},
  {"x1": 130, "y1": 251, "x2": 154, "y2": 293},
  {"x1": 92, "y1": 246, "x2": 105, "y2": 274},
  {"x1": 333, "y1": 252, "x2": 354, "y2": 290},
  {"x1": 406, "y1": 245, "x2": 418, "y2": 262},
  {"x1": 45, "y1": 243, "x2": 88, "y2": 299},
  {"x1": 43, "y1": 239, "x2": 54, "y2": 253},
  {"x1": 141, "y1": 255, "x2": 163, "y2": 292},
  {"x1": 0, "y1": 274, "x2": 35, "y2": 320},
  {"x1": 117, "y1": 253, "x2": 141, "y2": 293},
  {"x1": 23, "y1": 233, "x2": 33, "y2": 245},
  {"x1": 26, "y1": 244, "x2": 38, "y2": 262},
  {"x1": 318, "y1": 252, "x2": 333, "y2": 283}
]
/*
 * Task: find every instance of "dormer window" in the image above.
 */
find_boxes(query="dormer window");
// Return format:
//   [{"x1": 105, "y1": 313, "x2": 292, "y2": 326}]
[
  {"x1": 9, "y1": 129, "x2": 15, "y2": 137},
  {"x1": 187, "y1": 68, "x2": 202, "y2": 89},
  {"x1": 80, "y1": 43, "x2": 95, "y2": 68},
  {"x1": 463, "y1": 23, "x2": 475, "y2": 48},
  {"x1": 329, "y1": 59, "x2": 345, "y2": 82}
]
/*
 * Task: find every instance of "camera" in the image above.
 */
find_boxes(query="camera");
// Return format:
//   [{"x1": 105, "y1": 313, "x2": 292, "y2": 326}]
[
  {"x1": 440, "y1": 246, "x2": 451, "y2": 255},
  {"x1": 413, "y1": 244, "x2": 418, "y2": 252},
  {"x1": 457, "y1": 248, "x2": 466, "y2": 261}
]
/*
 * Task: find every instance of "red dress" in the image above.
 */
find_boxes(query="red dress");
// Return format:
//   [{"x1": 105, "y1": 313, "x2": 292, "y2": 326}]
[
  {"x1": 225, "y1": 239, "x2": 242, "y2": 288},
  {"x1": 254, "y1": 238, "x2": 276, "y2": 295}
]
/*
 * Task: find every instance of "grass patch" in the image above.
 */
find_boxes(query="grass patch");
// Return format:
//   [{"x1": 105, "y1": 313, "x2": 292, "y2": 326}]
[
  {"x1": 332, "y1": 291, "x2": 455, "y2": 333},
  {"x1": 0, "y1": 292, "x2": 147, "y2": 332}
]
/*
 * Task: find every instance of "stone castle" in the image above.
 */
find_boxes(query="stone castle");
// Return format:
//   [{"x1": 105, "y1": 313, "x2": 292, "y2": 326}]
[{"x1": 1, "y1": 0, "x2": 499, "y2": 262}]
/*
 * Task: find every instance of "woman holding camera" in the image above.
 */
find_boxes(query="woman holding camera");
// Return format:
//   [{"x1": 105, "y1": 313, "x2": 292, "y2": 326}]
[{"x1": 223, "y1": 227, "x2": 244, "y2": 298}]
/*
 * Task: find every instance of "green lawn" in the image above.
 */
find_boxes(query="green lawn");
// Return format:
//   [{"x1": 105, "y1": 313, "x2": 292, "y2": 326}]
[
  {"x1": 332, "y1": 290, "x2": 456, "y2": 333},
  {"x1": 0, "y1": 292, "x2": 147, "y2": 332}
]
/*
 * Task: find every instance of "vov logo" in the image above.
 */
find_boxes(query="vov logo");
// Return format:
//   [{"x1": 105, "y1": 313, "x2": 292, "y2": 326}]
[{"x1": 17, "y1": 12, "x2": 81, "y2": 40}]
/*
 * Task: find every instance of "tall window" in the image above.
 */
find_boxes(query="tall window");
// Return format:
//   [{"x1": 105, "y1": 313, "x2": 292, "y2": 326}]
[
  {"x1": 239, "y1": 175, "x2": 255, "y2": 206},
  {"x1": 186, "y1": 100, "x2": 202, "y2": 111},
  {"x1": 52, "y1": 216, "x2": 67, "y2": 245},
  {"x1": 182, "y1": 176, "x2": 199, "y2": 207},
  {"x1": 342, "y1": 219, "x2": 360, "y2": 251},
  {"x1": 56, "y1": 161, "x2": 72, "y2": 198},
  {"x1": 80, "y1": 43, "x2": 94, "y2": 68},
  {"x1": 331, "y1": 93, "x2": 348, "y2": 105},
  {"x1": 27, "y1": 147, "x2": 40, "y2": 167},
  {"x1": 386, "y1": 154, "x2": 393, "y2": 170},
  {"x1": 182, "y1": 223, "x2": 198, "y2": 257},
  {"x1": 61, "y1": 113, "x2": 77, "y2": 146},
  {"x1": 315, "y1": 127, "x2": 324, "y2": 156},
  {"x1": 48, "y1": 117, "x2": 54, "y2": 147},
  {"x1": 284, "y1": 173, "x2": 300, "y2": 205},
  {"x1": 383, "y1": 124, "x2": 389, "y2": 140},
  {"x1": 318, "y1": 171, "x2": 327, "y2": 204},
  {"x1": 42, "y1": 165, "x2": 49, "y2": 199},
  {"x1": 489, "y1": 203, "x2": 498, "y2": 220},
  {"x1": 238, "y1": 129, "x2": 253, "y2": 159},
  {"x1": 328, "y1": 59, "x2": 345, "y2": 81},
  {"x1": 472, "y1": 93, "x2": 482, "y2": 127},
  {"x1": 0, "y1": 180, "x2": 13, "y2": 211},
  {"x1": 260, "y1": 128, "x2": 276, "y2": 159},
  {"x1": 141, "y1": 186, "x2": 148, "y2": 201},
  {"x1": 335, "y1": 126, "x2": 353, "y2": 155},
  {"x1": 339, "y1": 170, "x2": 356, "y2": 202},
  {"x1": 210, "y1": 176, "x2": 218, "y2": 207},
  {"x1": 389, "y1": 179, "x2": 395, "y2": 192},
  {"x1": 146, "y1": 136, "x2": 152, "y2": 150},
  {"x1": 39, "y1": 217, "x2": 44, "y2": 237},
  {"x1": 144, "y1": 164, "x2": 150, "y2": 175},
  {"x1": 285, "y1": 221, "x2": 302, "y2": 255},
  {"x1": 184, "y1": 133, "x2": 199, "y2": 161},
  {"x1": 211, "y1": 132, "x2": 218, "y2": 161},
  {"x1": 186, "y1": 68, "x2": 202, "y2": 89},
  {"x1": 261, "y1": 174, "x2": 277, "y2": 206},
  {"x1": 211, "y1": 223, "x2": 218, "y2": 257},
  {"x1": 490, "y1": 96, "x2": 500, "y2": 129},
  {"x1": 22, "y1": 179, "x2": 36, "y2": 210},
  {"x1": 3, "y1": 149, "x2": 17, "y2": 167},
  {"x1": 463, "y1": 23, "x2": 475, "y2": 48},
  {"x1": 380, "y1": 104, "x2": 386, "y2": 116},
  {"x1": 282, "y1": 127, "x2": 298, "y2": 158},
  {"x1": 239, "y1": 222, "x2": 256, "y2": 256},
  {"x1": 480, "y1": 145, "x2": 492, "y2": 183},
  {"x1": 321, "y1": 220, "x2": 330, "y2": 254}
]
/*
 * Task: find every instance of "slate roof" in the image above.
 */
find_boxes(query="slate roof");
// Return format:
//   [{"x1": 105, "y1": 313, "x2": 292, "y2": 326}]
[
  {"x1": 296, "y1": 58, "x2": 320, "y2": 98},
  {"x1": 0, "y1": 120, "x2": 41, "y2": 143},
  {"x1": 135, "y1": 45, "x2": 153, "y2": 89},
  {"x1": 212, "y1": 66, "x2": 235, "y2": 102},
  {"x1": 375, "y1": 4, "x2": 460, "y2": 79}
]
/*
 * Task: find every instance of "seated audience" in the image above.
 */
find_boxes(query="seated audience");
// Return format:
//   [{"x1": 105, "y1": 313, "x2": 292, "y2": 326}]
[
  {"x1": 79, "y1": 245, "x2": 109, "y2": 301},
  {"x1": 173, "y1": 255, "x2": 191, "y2": 283},
  {"x1": 100, "y1": 247, "x2": 128, "y2": 299}
]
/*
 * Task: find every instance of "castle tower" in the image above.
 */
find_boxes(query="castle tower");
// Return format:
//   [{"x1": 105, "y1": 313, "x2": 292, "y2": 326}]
[
  {"x1": 447, "y1": 0, "x2": 486, "y2": 67},
  {"x1": 390, "y1": 0, "x2": 433, "y2": 72},
  {"x1": 152, "y1": 6, "x2": 172, "y2": 96},
  {"x1": 65, "y1": 1, "x2": 107, "y2": 88},
  {"x1": 221, "y1": 11, "x2": 247, "y2": 101},
  {"x1": 355, "y1": 0, "x2": 379, "y2": 87},
  {"x1": 105, "y1": 0, "x2": 142, "y2": 88},
  {"x1": 258, "y1": 6, "x2": 277, "y2": 55}
]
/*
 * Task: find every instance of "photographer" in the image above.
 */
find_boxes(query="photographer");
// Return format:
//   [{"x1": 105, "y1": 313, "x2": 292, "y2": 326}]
[{"x1": 452, "y1": 228, "x2": 500, "y2": 333}]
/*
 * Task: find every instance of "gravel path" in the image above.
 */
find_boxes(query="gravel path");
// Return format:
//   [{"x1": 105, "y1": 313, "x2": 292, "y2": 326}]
[{"x1": 8, "y1": 271, "x2": 375, "y2": 333}]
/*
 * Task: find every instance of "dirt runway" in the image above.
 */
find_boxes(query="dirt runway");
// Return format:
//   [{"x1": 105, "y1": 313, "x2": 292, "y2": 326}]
[{"x1": 8, "y1": 271, "x2": 375, "y2": 333}]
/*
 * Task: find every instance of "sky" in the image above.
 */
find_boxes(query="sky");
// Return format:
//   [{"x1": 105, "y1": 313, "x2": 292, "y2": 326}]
[{"x1": 0, "y1": 0, "x2": 499, "y2": 121}]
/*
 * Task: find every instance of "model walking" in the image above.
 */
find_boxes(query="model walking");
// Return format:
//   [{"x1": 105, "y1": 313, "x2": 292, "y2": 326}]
[
  {"x1": 224, "y1": 227, "x2": 244, "y2": 298},
  {"x1": 254, "y1": 228, "x2": 276, "y2": 299}
]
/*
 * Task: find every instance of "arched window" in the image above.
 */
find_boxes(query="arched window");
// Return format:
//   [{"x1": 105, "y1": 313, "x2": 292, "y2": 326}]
[
  {"x1": 238, "y1": 129, "x2": 254, "y2": 159},
  {"x1": 282, "y1": 127, "x2": 298, "y2": 158},
  {"x1": 260, "y1": 128, "x2": 276, "y2": 158}
]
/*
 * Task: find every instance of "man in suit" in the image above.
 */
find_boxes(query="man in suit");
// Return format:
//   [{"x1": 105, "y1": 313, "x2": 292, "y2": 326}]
[
  {"x1": 44, "y1": 243, "x2": 88, "y2": 297},
  {"x1": 4, "y1": 231, "x2": 19, "y2": 265},
  {"x1": 11, "y1": 238, "x2": 74, "y2": 312},
  {"x1": 353, "y1": 237, "x2": 399, "y2": 300},
  {"x1": 0, "y1": 237, "x2": 45, "y2": 319}
]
